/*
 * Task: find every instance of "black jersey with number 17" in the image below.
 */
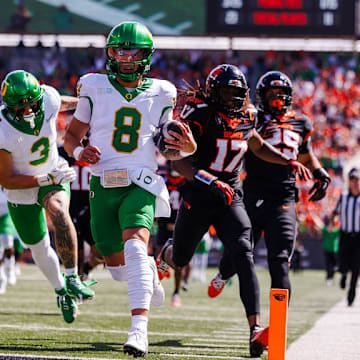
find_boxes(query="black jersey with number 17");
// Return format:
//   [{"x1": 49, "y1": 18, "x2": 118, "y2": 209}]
[
  {"x1": 179, "y1": 98, "x2": 256, "y2": 191},
  {"x1": 244, "y1": 109, "x2": 313, "y2": 199}
]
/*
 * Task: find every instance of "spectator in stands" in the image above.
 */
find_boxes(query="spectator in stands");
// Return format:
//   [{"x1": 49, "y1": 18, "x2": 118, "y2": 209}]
[
  {"x1": 7, "y1": 1, "x2": 32, "y2": 32},
  {"x1": 331, "y1": 167, "x2": 360, "y2": 306}
]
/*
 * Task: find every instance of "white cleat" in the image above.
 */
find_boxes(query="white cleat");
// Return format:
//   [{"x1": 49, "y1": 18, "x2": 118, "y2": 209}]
[
  {"x1": 123, "y1": 329, "x2": 148, "y2": 358},
  {"x1": 149, "y1": 256, "x2": 165, "y2": 307}
]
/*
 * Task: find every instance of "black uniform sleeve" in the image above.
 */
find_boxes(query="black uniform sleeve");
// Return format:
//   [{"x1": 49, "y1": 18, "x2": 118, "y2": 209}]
[
  {"x1": 298, "y1": 114, "x2": 314, "y2": 154},
  {"x1": 179, "y1": 99, "x2": 210, "y2": 144}
]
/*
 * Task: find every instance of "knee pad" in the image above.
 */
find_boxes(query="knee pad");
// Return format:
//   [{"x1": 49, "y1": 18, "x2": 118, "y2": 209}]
[{"x1": 106, "y1": 264, "x2": 128, "y2": 281}]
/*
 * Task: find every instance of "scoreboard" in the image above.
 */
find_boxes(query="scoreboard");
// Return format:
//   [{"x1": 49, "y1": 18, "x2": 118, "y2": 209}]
[{"x1": 206, "y1": 0, "x2": 356, "y2": 36}]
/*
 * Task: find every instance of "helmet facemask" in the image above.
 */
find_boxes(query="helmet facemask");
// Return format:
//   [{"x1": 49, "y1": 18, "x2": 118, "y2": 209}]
[
  {"x1": 262, "y1": 87, "x2": 292, "y2": 117},
  {"x1": 217, "y1": 86, "x2": 248, "y2": 118},
  {"x1": 8, "y1": 100, "x2": 43, "y2": 129},
  {"x1": 106, "y1": 46, "x2": 153, "y2": 82}
]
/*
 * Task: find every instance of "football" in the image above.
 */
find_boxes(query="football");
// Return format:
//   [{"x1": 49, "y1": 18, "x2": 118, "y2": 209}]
[{"x1": 154, "y1": 120, "x2": 183, "y2": 158}]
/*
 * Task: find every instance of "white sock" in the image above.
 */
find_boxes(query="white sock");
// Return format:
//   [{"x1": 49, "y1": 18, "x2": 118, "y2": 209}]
[
  {"x1": 0, "y1": 264, "x2": 5, "y2": 280},
  {"x1": 64, "y1": 267, "x2": 78, "y2": 277},
  {"x1": 125, "y1": 239, "x2": 153, "y2": 311},
  {"x1": 131, "y1": 315, "x2": 148, "y2": 333},
  {"x1": 28, "y1": 233, "x2": 65, "y2": 290},
  {"x1": 4, "y1": 256, "x2": 15, "y2": 269},
  {"x1": 106, "y1": 264, "x2": 128, "y2": 281}
]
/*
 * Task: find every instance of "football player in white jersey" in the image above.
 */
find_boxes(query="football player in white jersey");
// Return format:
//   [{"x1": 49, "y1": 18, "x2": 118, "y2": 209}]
[
  {"x1": 0, "y1": 70, "x2": 95, "y2": 323},
  {"x1": 64, "y1": 21, "x2": 196, "y2": 357}
]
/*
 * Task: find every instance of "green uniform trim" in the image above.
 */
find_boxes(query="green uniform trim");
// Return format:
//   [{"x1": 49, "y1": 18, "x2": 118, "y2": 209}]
[
  {"x1": 1, "y1": 108, "x2": 44, "y2": 136},
  {"x1": 89, "y1": 176, "x2": 155, "y2": 256},
  {"x1": 160, "y1": 106, "x2": 173, "y2": 121},
  {"x1": 107, "y1": 76, "x2": 153, "y2": 102},
  {"x1": 0, "y1": 148, "x2": 11, "y2": 154},
  {"x1": 79, "y1": 95, "x2": 93, "y2": 116}
]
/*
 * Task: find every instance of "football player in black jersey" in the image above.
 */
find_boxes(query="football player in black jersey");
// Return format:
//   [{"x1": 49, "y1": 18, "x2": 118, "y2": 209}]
[
  {"x1": 156, "y1": 64, "x2": 312, "y2": 357},
  {"x1": 208, "y1": 71, "x2": 331, "y2": 303}
]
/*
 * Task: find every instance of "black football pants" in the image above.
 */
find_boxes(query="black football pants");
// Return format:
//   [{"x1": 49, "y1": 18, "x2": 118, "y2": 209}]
[
  {"x1": 219, "y1": 193, "x2": 297, "y2": 300},
  {"x1": 172, "y1": 189, "x2": 260, "y2": 317}
]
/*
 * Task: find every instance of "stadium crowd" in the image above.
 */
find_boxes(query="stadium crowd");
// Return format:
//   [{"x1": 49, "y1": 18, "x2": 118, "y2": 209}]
[{"x1": 0, "y1": 44, "x2": 358, "y2": 238}]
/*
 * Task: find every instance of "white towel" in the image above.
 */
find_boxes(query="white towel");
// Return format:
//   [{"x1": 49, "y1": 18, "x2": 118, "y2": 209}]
[{"x1": 129, "y1": 168, "x2": 171, "y2": 218}]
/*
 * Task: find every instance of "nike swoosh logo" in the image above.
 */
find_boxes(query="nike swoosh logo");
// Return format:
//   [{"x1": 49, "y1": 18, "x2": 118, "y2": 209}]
[
  {"x1": 136, "y1": 170, "x2": 143, "y2": 181},
  {"x1": 256, "y1": 200, "x2": 264, "y2": 207}
]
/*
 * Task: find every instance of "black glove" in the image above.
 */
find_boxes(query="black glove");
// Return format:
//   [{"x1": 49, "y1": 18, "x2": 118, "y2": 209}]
[
  {"x1": 308, "y1": 167, "x2": 331, "y2": 202},
  {"x1": 194, "y1": 169, "x2": 234, "y2": 206}
]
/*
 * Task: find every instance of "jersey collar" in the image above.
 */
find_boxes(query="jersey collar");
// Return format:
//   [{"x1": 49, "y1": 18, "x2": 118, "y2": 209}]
[
  {"x1": 1, "y1": 108, "x2": 44, "y2": 136},
  {"x1": 107, "y1": 76, "x2": 154, "y2": 102}
]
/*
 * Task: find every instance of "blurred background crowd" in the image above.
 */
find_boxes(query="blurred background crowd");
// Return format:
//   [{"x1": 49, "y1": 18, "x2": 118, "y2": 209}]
[{"x1": 0, "y1": 44, "x2": 358, "y2": 242}]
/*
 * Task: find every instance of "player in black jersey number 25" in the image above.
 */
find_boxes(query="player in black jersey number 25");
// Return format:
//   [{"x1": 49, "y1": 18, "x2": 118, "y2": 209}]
[
  {"x1": 156, "y1": 65, "x2": 312, "y2": 357},
  {"x1": 210, "y1": 71, "x2": 331, "y2": 305}
]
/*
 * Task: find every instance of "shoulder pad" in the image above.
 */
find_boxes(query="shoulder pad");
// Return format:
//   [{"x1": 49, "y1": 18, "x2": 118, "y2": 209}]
[
  {"x1": 152, "y1": 79, "x2": 177, "y2": 98},
  {"x1": 76, "y1": 73, "x2": 105, "y2": 93}
]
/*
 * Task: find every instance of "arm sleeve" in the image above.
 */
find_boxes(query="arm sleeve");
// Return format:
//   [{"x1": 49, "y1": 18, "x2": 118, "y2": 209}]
[
  {"x1": 299, "y1": 115, "x2": 314, "y2": 154},
  {"x1": 73, "y1": 97, "x2": 92, "y2": 124},
  {"x1": 157, "y1": 81, "x2": 177, "y2": 127}
]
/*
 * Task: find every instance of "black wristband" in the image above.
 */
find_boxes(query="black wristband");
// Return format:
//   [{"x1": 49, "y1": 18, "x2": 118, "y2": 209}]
[{"x1": 313, "y1": 167, "x2": 331, "y2": 182}]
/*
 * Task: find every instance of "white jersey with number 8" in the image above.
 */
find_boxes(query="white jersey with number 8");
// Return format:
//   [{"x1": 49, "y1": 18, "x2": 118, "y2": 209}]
[{"x1": 74, "y1": 73, "x2": 176, "y2": 176}]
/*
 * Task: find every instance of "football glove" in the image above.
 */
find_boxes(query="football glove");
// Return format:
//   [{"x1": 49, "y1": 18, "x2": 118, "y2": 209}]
[
  {"x1": 194, "y1": 169, "x2": 234, "y2": 206},
  {"x1": 287, "y1": 159, "x2": 312, "y2": 181},
  {"x1": 308, "y1": 167, "x2": 331, "y2": 202},
  {"x1": 37, "y1": 167, "x2": 77, "y2": 187}
]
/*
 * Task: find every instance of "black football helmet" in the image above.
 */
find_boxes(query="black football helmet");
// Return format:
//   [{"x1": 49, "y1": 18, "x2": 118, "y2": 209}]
[
  {"x1": 256, "y1": 71, "x2": 293, "y2": 117},
  {"x1": 206, "y1": 64, "x2": 248, "y2": 118}
]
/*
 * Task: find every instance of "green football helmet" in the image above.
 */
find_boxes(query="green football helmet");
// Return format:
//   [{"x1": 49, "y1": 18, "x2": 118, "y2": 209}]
[
  {"x1": 1, "y1": 70, "x2": 44, "y2": 129},
  {"x1": 105, "y1": 21, "x2": 154, "y2": 82}
]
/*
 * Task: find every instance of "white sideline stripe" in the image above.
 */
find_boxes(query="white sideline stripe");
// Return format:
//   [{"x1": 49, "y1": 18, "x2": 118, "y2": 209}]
[
  {"x1": 192, "y1": 337, "x2": 247, "y2": 343},
  {"x1": 0, "y1": 354, "x2": 124, "y2": 360},
  {"x1": 0, "y1": 324, "x2": 213, "y2": 338},
  {"x1": 183, "y1": 343, "x2": 241, "y2": 349},
  {"x1": 0, "y1": 353, "x2": 245, "y2": 360},
  {"x1": 0, "y1": 307, "x2": 239, "y2": 323},
  {"x1": 170, "y1": 347, "x2": 239, "y2": 353},
  {"x1": 160, "y1": 352, "x2": 247, "y2": 359}
]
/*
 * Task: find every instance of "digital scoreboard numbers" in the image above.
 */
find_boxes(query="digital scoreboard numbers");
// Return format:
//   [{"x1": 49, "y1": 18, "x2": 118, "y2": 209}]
[{"x1": 206, "y1": 0, "x2": 356, "y2": 36}]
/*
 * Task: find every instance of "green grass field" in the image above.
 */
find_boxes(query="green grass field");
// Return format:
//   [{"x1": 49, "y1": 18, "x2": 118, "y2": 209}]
[{"x1": 0, "y1": 265, "x2": 344, "y2": 359}]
